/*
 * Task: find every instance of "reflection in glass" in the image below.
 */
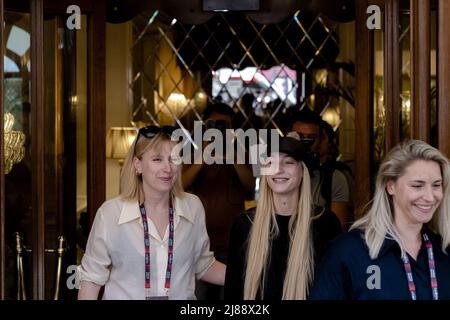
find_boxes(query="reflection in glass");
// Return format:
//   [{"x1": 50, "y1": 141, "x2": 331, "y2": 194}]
[
  {"x1": 399, "y1": 11, "x2": 411, "y2": 140},
  {"x1": 3, "y1": 9, "x2": 32, "y2": 300},
  {"x1": 43, "y1": 15, "x2": 83, "y2": 299},
  {"x1": 373, "y1": 26, "x2": 384, "y2": 169},
  {"x1": 6, "y1": 25, "x2": 30, "y2": 56},
  {"x1": 3, "y1": 112, "x2": 26, "y2": 174}
]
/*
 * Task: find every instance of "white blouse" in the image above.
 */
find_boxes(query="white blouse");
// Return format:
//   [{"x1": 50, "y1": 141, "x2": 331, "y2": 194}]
[{"x1": 79, "y1": 192, "x2": 215, "y2": 300}]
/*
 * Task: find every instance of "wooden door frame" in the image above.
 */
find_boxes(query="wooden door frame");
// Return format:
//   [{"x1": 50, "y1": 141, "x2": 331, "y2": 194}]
[
  {"x1": 410, "y1": 0, "x2": 431, "y2": 142},
  {"x1": 40, "y1": 0, "x2": 106, "y2": 240},
  {"x1": 438, "y1": 0, "x2": 450, "y2": 157},
  {"x1": 355, "y1": 0, "x2": 449, "y2": 213},
  {"x1": 0, "y1": 0, "x2": 5, "y2": 300},
  {"x1": 87, "y1": 0, "x2": 106, "y2": 227},
  {"x1": 30, "y1": 0, "x2": 45, "y2": 299},
  {"x1": 0, "y1": 0, "x2": 106, "y2": 299},
  {"x1": 384, "y1": 0, "x2": 401, "y2": 152}
]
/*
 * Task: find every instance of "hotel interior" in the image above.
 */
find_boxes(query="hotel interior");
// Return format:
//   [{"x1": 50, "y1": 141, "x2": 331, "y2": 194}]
[{"x1": 1, "y1": 0, "x2": 450, "y2": 300}]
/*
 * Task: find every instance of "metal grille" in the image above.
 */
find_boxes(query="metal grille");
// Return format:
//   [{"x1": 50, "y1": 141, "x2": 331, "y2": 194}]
[{"x1": 130, "y1": 10, "x2": 341, "y2": 134}]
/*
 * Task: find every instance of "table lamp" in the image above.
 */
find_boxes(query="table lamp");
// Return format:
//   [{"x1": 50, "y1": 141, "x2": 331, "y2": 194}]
[{"x1": 106, "y1": 127, "x2": 138, "y2": 167}]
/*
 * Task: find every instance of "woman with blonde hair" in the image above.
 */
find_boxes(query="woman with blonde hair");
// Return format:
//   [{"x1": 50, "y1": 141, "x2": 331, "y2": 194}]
[
  {"x1": 78, "y1": 126, "x2": 225, "y2": 300},
  {"x1": 310, "y1": 139, "x2": 450, "y2": 299},
  {"x1": 224, "y1": 133, "x2": 341, "y2": 300}
]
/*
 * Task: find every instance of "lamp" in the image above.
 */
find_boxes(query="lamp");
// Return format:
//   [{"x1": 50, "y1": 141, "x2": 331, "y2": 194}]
[
  {"x1": 321, "y1": 106, "x2": 341, "y2": 130},
  {"x1": 157, "y1": 92, "x2": 188, "y2": 125},
  {"x1": 4, "y1": 113, "x2": 26, "y2": 174},
  {"x1": 106, "y1": 127, "x2": 138, "y2": 167},
  {"x1": 166, "y1": 92, "x2": 188, "y2": 116}
]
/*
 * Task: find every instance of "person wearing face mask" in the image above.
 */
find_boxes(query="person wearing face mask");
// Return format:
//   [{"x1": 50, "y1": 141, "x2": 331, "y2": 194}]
[
  {"x1": 310, "y1": 139, "x2": 450, "y2": 300},
  {"x1": 78, "y1": 126, "x2": 225, "y2": 300},
  {"x1": 224, "y1": 132, "x2": 341, "y2": 300}
]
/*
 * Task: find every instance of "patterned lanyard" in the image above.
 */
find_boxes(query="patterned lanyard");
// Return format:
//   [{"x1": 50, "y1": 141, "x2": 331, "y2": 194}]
[
  {"x1": 401, "y1": 233, "x2": 439, "y2": 300},
  {"x1": 139, "y1": 198, "x2": 174, "y2": 300}
]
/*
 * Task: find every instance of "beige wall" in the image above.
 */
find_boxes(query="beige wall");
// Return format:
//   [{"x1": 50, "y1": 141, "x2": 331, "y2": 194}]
[
  {"x1": 77, "y1": 20, "x2": 134, "y2": 210},
  {"x1": 105, "y1": 22, "x2": 133, "y2": 199},
  {"x1": 77, "y1": 21, "x2": 133, "y2": 207}
]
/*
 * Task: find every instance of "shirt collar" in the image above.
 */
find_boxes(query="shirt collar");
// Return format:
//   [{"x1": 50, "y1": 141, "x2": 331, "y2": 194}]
[
  {"x1": 118, "y1": 200, "x2": 140, "y2": 225},
  {"x1": 377, "y1": 224, "x2": 446, "y2": 258},
  {"x1": 422, "y1": 224, "x2": 448, "y2": 258},
  {"x1": 173, "y1": 195, "x2": 195, "y2": 224},
  {"x1": 377, "y1": 235, "x2": 398, "y2": 258},
  {"x1": 118, "y1": 195, "x2": 195, "y2": 225}
]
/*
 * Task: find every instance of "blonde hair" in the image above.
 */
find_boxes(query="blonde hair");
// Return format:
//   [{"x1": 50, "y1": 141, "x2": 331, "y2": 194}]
[
  {"x1": 120, "y1": 132, "x2": 183, "y2": 203},
  {"x1": 244, "y1": 162, "x2": 314, "y2": 300},
  {"x1": 352, "y1": 139, "x2": 450, "y2": 258}
]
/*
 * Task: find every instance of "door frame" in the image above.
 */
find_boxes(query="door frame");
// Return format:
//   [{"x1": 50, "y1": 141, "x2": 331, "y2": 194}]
[
  {"x1": 0, "y1": 0, "x2": 106, "y2": 299},
  {"x1": 354, "y1": 0, "x2": 450, "y2": 215}
]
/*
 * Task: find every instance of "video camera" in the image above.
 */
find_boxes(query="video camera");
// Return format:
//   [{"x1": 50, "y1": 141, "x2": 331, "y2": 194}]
[
  {"x1": 297, "y1": 135, "x2": 320, "y2": 172},
  {"x1": 272, "y1": 131, "x2": 321, "y2": 173}
]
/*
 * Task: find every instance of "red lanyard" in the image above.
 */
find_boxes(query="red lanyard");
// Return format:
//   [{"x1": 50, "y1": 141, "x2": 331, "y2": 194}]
[
  {"x1": 401, "y1": 233, "x2": 439, "y2": 300},
  {"x1": 139, "y1": 198, "x2": 174, "y2": 300}
]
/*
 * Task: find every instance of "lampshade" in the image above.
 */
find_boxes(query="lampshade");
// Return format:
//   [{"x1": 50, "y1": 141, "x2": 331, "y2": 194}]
[
  {"x1": 157, "y1": 92, "x2": 189, "y2": 125},
  {"x1": 321, "y1": 106, "x2": 341, "y2": 130},
  {"x1": 106, "y1": 127, "x2": 138, "y2": 161},
  {"x1": 166, "y1": 92, "x2": 188, "y2": 117}
]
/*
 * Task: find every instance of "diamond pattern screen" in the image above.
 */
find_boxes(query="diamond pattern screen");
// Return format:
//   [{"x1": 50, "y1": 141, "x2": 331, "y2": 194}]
[{"x1": 131, "y1": 10, "x2": 341, "y2": 134}]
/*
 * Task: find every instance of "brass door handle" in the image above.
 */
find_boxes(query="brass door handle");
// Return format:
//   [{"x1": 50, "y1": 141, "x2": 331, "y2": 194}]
[
  {"x1": 14, "y1": 232, "x2": 27, "y2": 300},
  {"x1": 14, "y1": 233, "x2": 68, "y2": 300},
  {"x1": 52, "y1": 236, "x2": 67, "y2": 300}
]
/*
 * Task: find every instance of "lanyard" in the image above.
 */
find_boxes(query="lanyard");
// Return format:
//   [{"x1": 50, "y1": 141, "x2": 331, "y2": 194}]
[
  {"x1": 139, "y1": 198, "x2": 174, "y2": 300},
  {"x1": 401, "y1": 233, "x2": 439, "y2": 300}
]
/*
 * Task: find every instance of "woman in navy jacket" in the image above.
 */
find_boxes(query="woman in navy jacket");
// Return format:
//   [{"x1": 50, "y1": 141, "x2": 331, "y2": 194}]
[{"x1": 310, "y1": 140, "x2": 450, "y2": 300}]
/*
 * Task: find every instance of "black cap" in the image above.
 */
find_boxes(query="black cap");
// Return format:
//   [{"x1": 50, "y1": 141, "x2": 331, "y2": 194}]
[{"x1": 269, "y1": 132, "x2": 307, "y2": 162}]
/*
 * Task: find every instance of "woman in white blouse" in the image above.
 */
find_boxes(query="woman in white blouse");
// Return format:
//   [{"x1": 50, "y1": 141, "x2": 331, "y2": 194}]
[{"x1": 78, "y1": 126, "x2": 225, "y2": 300}]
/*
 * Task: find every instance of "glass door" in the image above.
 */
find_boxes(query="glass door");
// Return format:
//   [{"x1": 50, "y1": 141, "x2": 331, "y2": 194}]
[
  {"x1": 2, "y1": 0, "x2": 88, "y2": 299},
  {"x1": 3, "y1": 1, "x2": 32, "y2": 299},
  {"x1": 42, "y1": 13, "x2": 87, "y2": 300}
]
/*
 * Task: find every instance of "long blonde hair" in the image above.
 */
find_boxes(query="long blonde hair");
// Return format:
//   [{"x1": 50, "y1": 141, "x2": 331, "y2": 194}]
[
  {"x1": 352, "y1": 139, "x2": 450, "y2": 258},
  {"x1": 120, "y1": 132, "x2": 183, "y2": 203},
  {"x1": 244, "y1": 162, "x2": 314, "y2": 300}
]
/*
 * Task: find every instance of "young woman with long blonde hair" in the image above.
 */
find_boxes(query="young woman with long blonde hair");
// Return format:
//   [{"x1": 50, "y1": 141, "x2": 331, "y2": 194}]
[{"x1": 225, "y1": 133, "x2": 341, "y2": 300}]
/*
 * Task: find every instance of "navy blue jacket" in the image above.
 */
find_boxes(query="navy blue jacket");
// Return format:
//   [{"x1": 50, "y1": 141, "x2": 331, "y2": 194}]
[{"x1": 309, "y1": 227, "x2": 450, "y2": 300}]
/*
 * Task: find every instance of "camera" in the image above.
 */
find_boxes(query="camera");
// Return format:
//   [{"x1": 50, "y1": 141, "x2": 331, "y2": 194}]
[
  {"x1": 299, "y1": 136, "x2": 320, "y2": 172},
  {"x1": 276, "y1": 131, "x2": 321, "y2": 173}
]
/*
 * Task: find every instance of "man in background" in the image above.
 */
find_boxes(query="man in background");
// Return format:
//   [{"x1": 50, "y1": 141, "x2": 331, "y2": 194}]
[
  {"x1": 182, "y1": 102, "x2": 255, "y2": 299},
  {"x1": 289, "y1": 108, "x2": 350, "y2": 230}
]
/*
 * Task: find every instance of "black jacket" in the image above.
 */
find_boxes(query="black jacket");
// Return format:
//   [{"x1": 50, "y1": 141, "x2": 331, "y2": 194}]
[{"x1": 224, "y1": 207, "x2": 342, "y2": 300}]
